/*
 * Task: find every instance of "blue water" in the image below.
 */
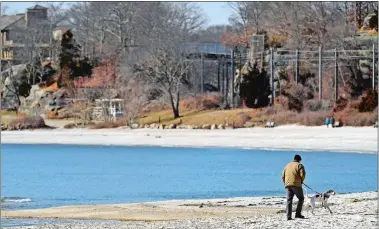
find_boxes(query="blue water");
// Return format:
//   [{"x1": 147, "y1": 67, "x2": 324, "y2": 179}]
[{"x1": 1, "y1": 144, "x2": 377, "y2": 226}]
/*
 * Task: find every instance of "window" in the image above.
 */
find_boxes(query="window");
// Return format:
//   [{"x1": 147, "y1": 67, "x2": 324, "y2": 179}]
[{"x1": 4, "y1": 31, "x2": 10, "y2": 41}]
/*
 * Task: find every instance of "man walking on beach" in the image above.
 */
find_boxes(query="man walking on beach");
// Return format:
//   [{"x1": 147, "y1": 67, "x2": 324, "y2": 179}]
[{"x1": 282, "y1": 154, "x2": 306, "y2": 220}]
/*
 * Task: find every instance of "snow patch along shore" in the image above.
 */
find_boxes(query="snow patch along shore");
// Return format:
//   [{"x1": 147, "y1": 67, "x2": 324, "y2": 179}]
[{"x1": 2, "y1": 126, "x2": 377, "y2": 153}]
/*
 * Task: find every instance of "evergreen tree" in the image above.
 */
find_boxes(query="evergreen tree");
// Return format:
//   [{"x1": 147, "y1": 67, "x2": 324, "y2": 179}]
[{"x1": 239, "y1": 62, "x2": 271, "y2": 108}]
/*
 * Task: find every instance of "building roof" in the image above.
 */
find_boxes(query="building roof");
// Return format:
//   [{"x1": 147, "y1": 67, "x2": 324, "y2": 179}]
[
  {"x1": 0, "y1": 15, "x2": 24, "y2": 30},
  {"x1": 27, "y1": 4, "x2": 48, "y2": 10}
]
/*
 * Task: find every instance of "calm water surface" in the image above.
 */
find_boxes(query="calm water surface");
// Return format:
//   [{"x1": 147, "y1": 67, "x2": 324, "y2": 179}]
[{"x1": 1, "y1": 144, "x2": 377, "y2": 226}]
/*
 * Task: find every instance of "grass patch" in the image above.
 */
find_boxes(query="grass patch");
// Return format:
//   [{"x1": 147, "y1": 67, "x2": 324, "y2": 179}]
[{"x1": 138, "y1": 108, "x2": 258, "y2": 127}]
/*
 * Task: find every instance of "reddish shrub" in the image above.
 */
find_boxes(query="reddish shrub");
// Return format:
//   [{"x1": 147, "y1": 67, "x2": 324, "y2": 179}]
[
  {"x1": 299, "y1": 111, "x2": 332, "y2": 126},
  {"x1": 357, "y1": 89, "x2": 378, "y2": 112},
  {"x1": 181, "y1": 93, "x2": 223, "y2": 112},
  {"x1": 333, "y1": 97, "x2": 348, "y2": 112},
  {"x1": 281, "y1": 83, "x2": 311, "y2": 112},
  {"x1": 271, "y1": 110, "x2": 298, "y2": 125},
  {"x1": 233, "y1": 113, "x2": 251, "y2": 128}
]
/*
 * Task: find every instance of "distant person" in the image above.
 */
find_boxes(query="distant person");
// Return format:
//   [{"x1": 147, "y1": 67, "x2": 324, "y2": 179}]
[
  {"x1": 325, "y1": 117, "x2": 330, "y2": 128},
  {"x1": 282, "y1": 154, "x2": 306, "y2": 220},
  {"x1": 330, "y1": 117, "x2": 335, "y2": 128}
]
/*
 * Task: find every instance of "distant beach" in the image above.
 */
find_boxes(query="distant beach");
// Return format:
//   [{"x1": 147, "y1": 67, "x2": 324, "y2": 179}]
[{"x1": 2, "y1": 126, "x2": 377, "y2": 153}]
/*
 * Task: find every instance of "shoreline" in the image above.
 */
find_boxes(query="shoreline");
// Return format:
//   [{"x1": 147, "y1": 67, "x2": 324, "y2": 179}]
[
  {"x1": 2, "y1": 126, "x2": 377, "y2": 153},
  {"x1": 2, "y1": 191, "x2": 377, "y2": 229}
]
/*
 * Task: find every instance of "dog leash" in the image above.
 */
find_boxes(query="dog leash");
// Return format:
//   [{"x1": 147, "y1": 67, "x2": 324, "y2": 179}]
[{"x1": 302, "y1": 183, "x2": 321, "y2": 194}]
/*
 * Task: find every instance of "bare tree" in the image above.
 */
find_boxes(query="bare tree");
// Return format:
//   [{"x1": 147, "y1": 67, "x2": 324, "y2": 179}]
[{"x1": 133, "y1": 3, "x2": 204, "y2": 118}]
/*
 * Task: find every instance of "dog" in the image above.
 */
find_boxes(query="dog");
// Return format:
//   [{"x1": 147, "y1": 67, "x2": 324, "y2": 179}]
[{"x1": 305, "y1": 189, "x2": 336, "y2": 215}]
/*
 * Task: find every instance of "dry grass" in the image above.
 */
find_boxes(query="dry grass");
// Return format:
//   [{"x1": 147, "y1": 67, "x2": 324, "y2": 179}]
[{"x1": 138, "y1": 108, "x2": 258, "y2": 127}]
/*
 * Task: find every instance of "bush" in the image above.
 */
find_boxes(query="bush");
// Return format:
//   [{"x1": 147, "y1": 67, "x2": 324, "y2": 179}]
[
  {"x1": 299, "y1": 111, "x2": 332, "y2": 126},
  {"x1": 342, "y1": 111, "x2": 376, "y2": 126},
  {"x1": 304, "y1": 99, "x2": 322, "y2": 112},
  {"x1": 181, "y1": 93, "x2": 223, "y2": 112},
  {"x1": 333, "y1": 97, "x2": 348, "y2": 112},
  {"x1": 357, "y1": 89, "x2": 378, "y2": 112},
  {"x1": 8, "y1": 116, "x2": 47, "y2": 130},
  {"x1": 233, "y1": 112, "x2": 251, "y2": 128},
  {"x1": 142, "y1": 100, "x2": 170, "y2": 113},
  {"x1": 271, "y1": 110, "x2": 298, "y2": 125},
  {"x1": 281, "y1": 83, "x2": 311, "y2": 112},
  {"x1": 89, "y1": 119, "x2": 127, "y2": 129}
]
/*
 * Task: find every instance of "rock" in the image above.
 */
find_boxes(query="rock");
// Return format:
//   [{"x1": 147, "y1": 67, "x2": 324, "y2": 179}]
[
  {"x1": 131, "y1": 123, "x2": 139, "y2": 129},
  {"x1": 150, "y1": 123, "x2": 158, "y2": 129},
  {"x1": 218, "y1": 124, "x2": 225, "y2": 129},
  {"x1": 193, "y1": 125, "x2": 199, "y2": 129},
  {"x1": 202, "y1": 124, "x2": 211, "y2": 130},
  {"x1": 210, "y1": 124, "x2": 217, "y2": 130},
  {"x1": 144, "y1": 124, "x2": 150, "y2": 128},
  {"x1": 168, "y1": 124, "x2": 177, "y2": 129},
  {"x1": 1, "y1": 124, "x2": 8, "y2": 131},
  {"x1": 187, "y1": 125, "x2": 193, "y2": 129},
  {"x1": 243, "y1": 121, "x2": 256, "y2": 128},
  {"x1": 159, "y1": 124, "x2": 166, "y2": 130}
]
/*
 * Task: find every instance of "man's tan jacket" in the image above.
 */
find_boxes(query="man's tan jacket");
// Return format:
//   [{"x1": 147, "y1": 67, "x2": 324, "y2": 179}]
[{"x1": 282, "y1": 161, "x2": 306, "y2": 188}]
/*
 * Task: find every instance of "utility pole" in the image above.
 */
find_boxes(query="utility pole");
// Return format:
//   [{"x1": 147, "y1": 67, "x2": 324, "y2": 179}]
[
  {"x1": 200, "y1": 52, "x2": 204, "y2": 93},
  {"x1": 217, "y1": 58, "x2": 220, "y2": 92},
  {"x1": 318, "y1": 45, "x2": 323, "y2": 100},
  {"x1": 270, "y1": 48, "x2": 275, "y2": 106},
  {"x1": 224, "y1": 55, "x2": 229, "y2": 106},
  {"x1": 221, "y1": 56, "x2": 225, "y2": 97},
  {"x1": 373, "y1": 44, "x2": 375, "y2": 90},
  {"x1": 334, "y1": 48, "x2": 338, "y2": 101},
  {"x1": 231, "y1": 48, "x2": 235, "y2": 108},
  {"x1": 295, "y1": 49, "x2": 299, "y2": 84}
]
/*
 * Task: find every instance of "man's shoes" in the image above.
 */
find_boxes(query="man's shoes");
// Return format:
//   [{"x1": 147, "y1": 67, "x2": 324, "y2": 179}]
[
  {"x1": 287, "y1": 217, "x2": 293, "y2": 220},
  {"x1": 295, "y1": 214, "x2": 305, "y2": 219}
]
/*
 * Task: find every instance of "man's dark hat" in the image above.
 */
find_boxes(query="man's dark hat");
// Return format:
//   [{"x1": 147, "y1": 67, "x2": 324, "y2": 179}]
[{"x1": 294, "y1": 154, "x2": 302, "y2": 162}]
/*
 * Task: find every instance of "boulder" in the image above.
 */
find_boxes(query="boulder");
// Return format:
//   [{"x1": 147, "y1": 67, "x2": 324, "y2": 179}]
[
  {"x1": 202, "y1": 124, "x2": 211, "y2": 130},
  {"x1": 150, "y1": 123, "x2": 158, "y2": 129},
  {"x1": 243, "y1": 121, "x2": 256, "y2": 128},
  {"x1": 187, "y1": 125, "x2": 193, "y2": 129},
  {"x1": 218, "y1": 124, "x2": 225, "y2": 129},
  {"x1": 159, "y1": 124, "x2": 166, "y2": 130},
  {"x1": 210, "y1": 124, "x2": 217, "y2": 130},
  {"x1": 168, "y1": 124, "x2": 177, "y2": 129},
  {"x1": 131, "y1": 123, "x2": 139, "y2": 129},
  {"x1": 144, "y1": 124, "x2": 150, "y2": 128}
]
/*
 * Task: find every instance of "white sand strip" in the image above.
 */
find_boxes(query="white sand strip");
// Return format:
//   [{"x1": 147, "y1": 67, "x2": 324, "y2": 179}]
[
  {"x1": 3, "y1": 191, "x2": 378, "y2": 229},
  {"x1": 1, "y1": 126, "x2": 377, "y2": 153}
]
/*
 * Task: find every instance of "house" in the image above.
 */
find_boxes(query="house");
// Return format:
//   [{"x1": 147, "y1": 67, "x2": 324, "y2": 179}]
[{"x1": 0, "y1": 4, "x2": 49, "y2": 67}]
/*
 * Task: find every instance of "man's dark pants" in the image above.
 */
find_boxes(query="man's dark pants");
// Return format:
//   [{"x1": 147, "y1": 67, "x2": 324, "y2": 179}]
[{"x1": 286, "y1": 186, "x2": 304, "y2": 218}]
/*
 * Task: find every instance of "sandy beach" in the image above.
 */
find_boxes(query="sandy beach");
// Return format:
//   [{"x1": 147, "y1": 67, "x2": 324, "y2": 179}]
[
  {"x1": 3, "y1": 191, "x2": 377, "y2": 229},
  {"x1": 1, "y1": 126, "x2": 377, "y2": 153}
]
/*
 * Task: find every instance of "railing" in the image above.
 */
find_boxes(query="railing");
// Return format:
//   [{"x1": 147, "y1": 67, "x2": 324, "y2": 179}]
[
  {"x1": 1, "y1": 51, "x2": 14, "y2": 60},
  {"x1": 3, "y1": 40, "x2": 13, "y2": 46}
]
